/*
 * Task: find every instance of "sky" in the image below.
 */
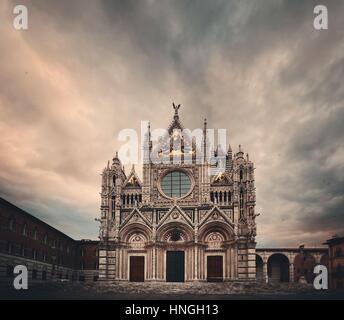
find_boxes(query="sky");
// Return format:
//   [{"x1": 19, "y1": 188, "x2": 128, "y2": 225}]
[{"x1": 0, "y1": 0, "x2": 344, "y2": 247}]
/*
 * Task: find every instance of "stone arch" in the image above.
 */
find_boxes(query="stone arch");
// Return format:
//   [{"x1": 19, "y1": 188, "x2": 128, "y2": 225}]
[
  {"x1": 198, "y1": 221, "x2": 234, "y2": 242},
  {"x1": 156, "y1": 221, "x2": 194, "y2": 242},
  {"x1": 256, "y1": 254, "x2": 264, "y2": 281},
  {"x1": 293, "y1": 253, "x2": 316, "y2": 283},
  {"x1": 267, "y1": 253, "x2": 290, "y2": 282},
  {"x1": 119, "y1": 222, "x2": 151, "y2": 243}
]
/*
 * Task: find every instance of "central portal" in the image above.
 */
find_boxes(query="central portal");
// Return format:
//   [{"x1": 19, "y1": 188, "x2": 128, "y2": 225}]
[{"x1": 166, "y1": 251, "x2": 185, "y2": 282}]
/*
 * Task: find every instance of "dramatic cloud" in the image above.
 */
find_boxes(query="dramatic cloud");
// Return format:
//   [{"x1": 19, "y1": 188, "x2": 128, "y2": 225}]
[{"x1": 0, "y1": 0, "x2": 343, "y2": 246}]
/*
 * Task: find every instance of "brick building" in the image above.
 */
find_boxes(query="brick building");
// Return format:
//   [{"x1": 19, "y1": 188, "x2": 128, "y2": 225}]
[
  {"x1": 0, "y1": 197, "x2": 99, "y2": 283},
  {"x1": 325, "y1": 236, "x2": 344, "y2": 289}
]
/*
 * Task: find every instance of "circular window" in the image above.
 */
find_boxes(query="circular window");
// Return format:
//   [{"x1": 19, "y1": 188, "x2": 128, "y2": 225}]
[{"x1": 161, "y1": 170, "x2": 191, "y2": 198}]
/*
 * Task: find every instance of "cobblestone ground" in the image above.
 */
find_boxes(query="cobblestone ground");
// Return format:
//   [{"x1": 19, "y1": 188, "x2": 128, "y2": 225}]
[{"x1": 1, "y1": 281, "x2": 344, "y2": 300}]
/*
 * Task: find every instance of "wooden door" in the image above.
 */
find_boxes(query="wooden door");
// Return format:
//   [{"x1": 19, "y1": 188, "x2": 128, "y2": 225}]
[
  {"x1": 207, "y1": 256, "x2": 223, "y2": 282},
  {"x1": 130, "y1": 256, "x2": 144, "y2": 282}
]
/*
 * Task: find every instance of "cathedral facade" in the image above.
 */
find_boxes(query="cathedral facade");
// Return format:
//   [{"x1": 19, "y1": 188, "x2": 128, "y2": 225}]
[{"x1": 98, "y1": 106, "x2": 257, "y2": 282}]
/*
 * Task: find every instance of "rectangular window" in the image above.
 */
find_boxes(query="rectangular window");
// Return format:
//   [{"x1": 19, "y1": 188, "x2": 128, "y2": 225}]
[
  {"x1": 7, "y1": 242, "x2": 13, "y2": 254},
  {"x1": 6, "y1": 265, "x2": 14, "y2": 278}
]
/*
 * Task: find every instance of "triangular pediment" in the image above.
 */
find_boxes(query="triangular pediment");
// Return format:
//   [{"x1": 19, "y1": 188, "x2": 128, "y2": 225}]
[
  {"x1": 211, "y1": 172, "x2": 232, "y2": 185},
  {"x1": 157, "y1": 205, "x2": 193, "y2": 228},
  {"x1": 120, "y1": 208, "x2": 152, "y2": 228},
  {"x1": 123, "y1": 168, "x2": 142, "y2": 189},
  {"x1": 198, "y1": 206, "x2": 233, "y2": 227}
]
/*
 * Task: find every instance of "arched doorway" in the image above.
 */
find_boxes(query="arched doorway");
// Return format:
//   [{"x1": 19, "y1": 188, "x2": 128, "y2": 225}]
[
  {"x1": 268, "y1": 253, "x2": 290, "y2": 282},
  {"x1": 294, "y1": 253, "x2": 316, "y2": 283},
  {"x1": 127, "y1": 232, "x2": 147, "y2": 282},
  {"x1": 256, "y1": 255, "x2": 264, "y2": 281}
]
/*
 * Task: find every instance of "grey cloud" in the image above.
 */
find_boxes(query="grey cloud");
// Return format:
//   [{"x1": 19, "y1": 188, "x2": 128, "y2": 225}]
[{"x1": 1, "y1": 0, "x2": 344, "y2": 244}]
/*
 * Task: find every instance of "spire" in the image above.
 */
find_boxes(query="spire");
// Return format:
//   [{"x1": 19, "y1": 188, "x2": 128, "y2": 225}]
[
  {"x1": 226, "y1": 143, "x2": 233, "y2": 171},
  {"x1": 143, "y1": 122, "x2": 152, "y2": 164},
  {"x1": 236, "y1": 144, "x2": 244, "y2": 160},
  {"x1": 203, "y1": 118, "x2": 207, "y2": 162},
  {"x1": 112, "y1": 151, "x2": 121, "y2": 165}
]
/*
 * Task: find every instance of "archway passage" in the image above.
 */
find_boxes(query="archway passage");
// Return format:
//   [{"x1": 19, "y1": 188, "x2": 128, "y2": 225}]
[
  {"x1": 207, "y1": 256, "x2": 223, "y2": 282},
  {"x1": 129, "y1": 256, "x2": 144, "y2": 282},
  {"x1": 166, "y1": 251, "x2": 185, "y2": 282},
  {"x1": 256, "y1": 255, "x2": 264, "y2": 281},
  {"x1": 268, "y1": 254, "x2": 290, "y2": 282}
]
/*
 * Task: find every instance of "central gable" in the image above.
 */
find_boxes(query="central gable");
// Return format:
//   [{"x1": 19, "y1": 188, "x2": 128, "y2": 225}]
[{"x1": 157, "y1": 205, "x2": 193, "y2": 228}]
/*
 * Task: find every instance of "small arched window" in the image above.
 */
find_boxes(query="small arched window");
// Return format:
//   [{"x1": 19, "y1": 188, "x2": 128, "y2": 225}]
[
  {"x1": 43, "y1": 234, "x2": 48, "y2": 245},
  {"x1": 33, "y1": 228, "x2": 38, "y2": 240}
]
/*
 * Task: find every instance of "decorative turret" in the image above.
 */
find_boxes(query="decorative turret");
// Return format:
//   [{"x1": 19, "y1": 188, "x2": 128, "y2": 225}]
[{"x1": 112, "y1": 151, "x2": 121, "y2": 167}]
